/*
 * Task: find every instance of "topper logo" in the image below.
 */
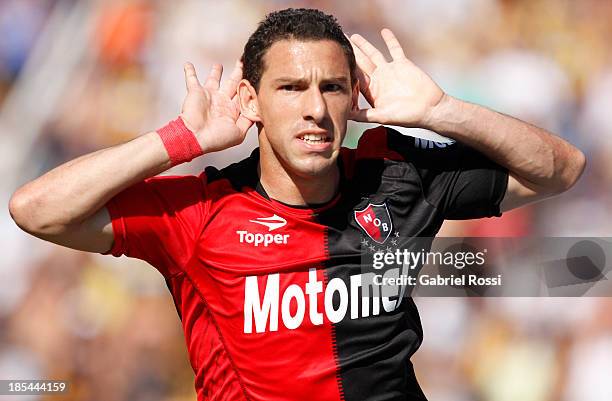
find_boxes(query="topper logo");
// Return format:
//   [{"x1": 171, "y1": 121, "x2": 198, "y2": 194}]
[
  {"x1": 249, "y1": 214, "x2": 287, "y2": 231},
  {"x1": 237, "y1": 214, "x2": 289, "y2": 247}
]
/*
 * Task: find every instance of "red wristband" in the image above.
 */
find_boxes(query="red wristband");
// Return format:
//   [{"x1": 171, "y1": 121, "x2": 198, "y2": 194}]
[{"x1": 156, "y1": 117, "x2": 204, "y2": 166}]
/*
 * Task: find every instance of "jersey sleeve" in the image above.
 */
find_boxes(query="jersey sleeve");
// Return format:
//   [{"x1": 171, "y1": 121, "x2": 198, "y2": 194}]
[
  {"x1": 103, "y1": 173, "x2": 209, "y2": 277},
  {"x1": 362, "y1": 126, "x2": 509, "y2": 220}
]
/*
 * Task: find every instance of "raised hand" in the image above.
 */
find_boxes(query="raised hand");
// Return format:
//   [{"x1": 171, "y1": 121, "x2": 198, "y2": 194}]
[
  {"x1": 349, "y1": 29, "x2": 446, "y2": 129},
  {"x1": 180, "y1": 61, "x2": 254, "y2": 153}
]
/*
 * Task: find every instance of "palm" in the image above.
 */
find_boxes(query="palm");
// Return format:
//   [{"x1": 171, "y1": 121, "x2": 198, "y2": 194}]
[
  {"x1": 180, "y1": 62, "x2": 253, "y2": 154},
  {"x1": 349, "y1": 29, "x2": 444, "y2": 128}
]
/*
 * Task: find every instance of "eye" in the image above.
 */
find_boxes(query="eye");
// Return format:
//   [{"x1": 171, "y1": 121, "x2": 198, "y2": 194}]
[
  {"x1": 280, "y1": 84, "x2": 299, "y2": 91},
  {"x1": 323, "y1": 83, "x2": 344, "y2": 92}
]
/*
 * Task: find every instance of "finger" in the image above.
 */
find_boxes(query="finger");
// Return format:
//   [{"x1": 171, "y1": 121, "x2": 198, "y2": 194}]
[
  {"x1": 220, "y1": 60, "x2": 243, "y2": 97},
  {"x1": 184, "y1": 62, "x2": 202, "y2": 92},
  {"x1": 381, "y1": 28, "x2": 406, "y2": 61},
  {"x1": 346, "y1": 36, "x2": 375, "y2": 105},
  {"x1": 352, "y1": 69, "x2": 374, "y2": 107},
  {"x1": 356, "y1": 69, "x2": 368, "y2": 94},
  {"x1": 350, "y1": 34, "x2": 387, "y2": 66},
  {"x1": 236, "y1": 114, "x2": 254, "y2": 135},
  {"x1": 204, "y1": 64, "x2": 223, "y2": 90},
  {"x1": 354, "y1": 66, "x2": 369, "y2": 90},
  {"x1": 232, "y1": 95, "x2": 256, "y2": 134},
  {"x1": 353, "y1": 43, "x2": 377, "y2": 77},
  {"x1": 349, "y1": 107, "x2": 379, "y2": 123},
  {"x1": 346, "y1": 33, "x2": 376, "y2": 75},
  {"x1": 358, "y1": 76, "x2": 375, "y2": 107}
]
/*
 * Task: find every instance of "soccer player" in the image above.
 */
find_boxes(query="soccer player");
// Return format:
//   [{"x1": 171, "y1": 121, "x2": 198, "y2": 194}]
[{"x1": 9, "y1": 8, "x2": 584, "y2": 401}]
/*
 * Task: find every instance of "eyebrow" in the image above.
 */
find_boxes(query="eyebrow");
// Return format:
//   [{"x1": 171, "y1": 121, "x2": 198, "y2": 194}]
[{"x1": 272, "y1": 76, "x2": 351, "y2": 85}]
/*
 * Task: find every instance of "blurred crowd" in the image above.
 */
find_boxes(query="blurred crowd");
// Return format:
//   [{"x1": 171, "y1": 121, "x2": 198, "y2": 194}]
[{"x1": 0, "y1": 0, "x2": 610, "y2": 400}]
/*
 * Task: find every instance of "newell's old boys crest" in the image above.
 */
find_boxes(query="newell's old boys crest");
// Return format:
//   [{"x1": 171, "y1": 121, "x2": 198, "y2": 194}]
[{"x1": 354, "y1": 203, "x2": 393, "y2": 244}]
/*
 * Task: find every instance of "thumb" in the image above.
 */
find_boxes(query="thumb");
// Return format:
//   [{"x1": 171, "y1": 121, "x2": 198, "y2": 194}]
[
  {"x1": 349, "y1": 107, "x2": 380, "y2": 123},
  {"x1": 236, "y1": 115, "x2": 254, "y2": 136}
]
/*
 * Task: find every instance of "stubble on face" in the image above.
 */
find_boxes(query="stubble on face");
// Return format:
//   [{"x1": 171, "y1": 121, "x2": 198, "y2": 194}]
[{"x1": 255, "y1": 39, "x2": 355, "y2": 180}]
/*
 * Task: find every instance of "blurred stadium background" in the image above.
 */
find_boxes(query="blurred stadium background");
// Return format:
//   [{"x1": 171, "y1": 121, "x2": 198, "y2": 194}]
[{"x1": 0, "y1": 0, "x2": 611, "y2": 400}]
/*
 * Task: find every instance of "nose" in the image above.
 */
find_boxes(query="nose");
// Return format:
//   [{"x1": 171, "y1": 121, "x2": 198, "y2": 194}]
[{"x1": 302, "y1": 87, "x2": 326, "y2": 123}]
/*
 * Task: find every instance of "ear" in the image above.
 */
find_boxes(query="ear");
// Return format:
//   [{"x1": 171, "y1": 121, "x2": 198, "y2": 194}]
[
  {"x1": 351, "y1": 80, "x2": 360, "y2": 111},
  {"x1": 238, "y1": 79, "x2": 262, "y2": 122}
]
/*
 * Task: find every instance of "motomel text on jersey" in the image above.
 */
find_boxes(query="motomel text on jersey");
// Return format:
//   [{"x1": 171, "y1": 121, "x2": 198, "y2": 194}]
[{"x1": 243, "y1": 268, "x2": 409, "y2": 333}]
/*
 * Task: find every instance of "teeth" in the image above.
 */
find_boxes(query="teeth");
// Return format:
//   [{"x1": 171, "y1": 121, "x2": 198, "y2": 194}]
[{"x1": 302, "y1": 133, "x2": 326, "y2": 143}]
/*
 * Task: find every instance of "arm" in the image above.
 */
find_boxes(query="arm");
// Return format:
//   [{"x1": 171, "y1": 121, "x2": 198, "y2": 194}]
[
  {"x1": 422, "y1": 96, "x2": 585, "y2": 211},
  {"x1": 349, "y1": 29, "x2": 586, "y2": 211},
  {"x1": 9, "y1": 133, "x2": 171, "y2": 253},
  {"x1": 9, "y1": 62, "x2": 253, "y2": 253}
]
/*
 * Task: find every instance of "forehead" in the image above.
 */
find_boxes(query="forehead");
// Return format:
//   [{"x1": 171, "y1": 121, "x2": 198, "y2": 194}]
[{"x1": 260, "y1": 39, "x2": 350, "y2": 80}]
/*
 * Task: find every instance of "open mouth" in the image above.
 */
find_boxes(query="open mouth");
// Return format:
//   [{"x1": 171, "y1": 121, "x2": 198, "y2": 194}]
[{"x1": 298, "y1": 133, "x2": 331, "y2": 145}]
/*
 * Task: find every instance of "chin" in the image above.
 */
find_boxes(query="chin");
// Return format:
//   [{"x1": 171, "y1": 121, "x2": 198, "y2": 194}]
[{"x1": 293, "y1": 157, "x2": 336, "y2": 178}]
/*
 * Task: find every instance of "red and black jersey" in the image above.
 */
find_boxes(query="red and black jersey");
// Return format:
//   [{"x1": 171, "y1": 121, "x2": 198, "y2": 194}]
[{"x1": 104, "y1": 126, "x2": 508, "y2": 401}]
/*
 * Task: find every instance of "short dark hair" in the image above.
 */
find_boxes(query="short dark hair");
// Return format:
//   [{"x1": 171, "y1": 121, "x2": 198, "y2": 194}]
[{"x1": 242, "y1": 8, "x2": 356, "y2": 91}]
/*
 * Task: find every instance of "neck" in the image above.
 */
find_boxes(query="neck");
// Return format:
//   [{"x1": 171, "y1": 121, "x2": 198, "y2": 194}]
[{"x1": 258, "y1": 153, "x2": 340, "y2": 207}]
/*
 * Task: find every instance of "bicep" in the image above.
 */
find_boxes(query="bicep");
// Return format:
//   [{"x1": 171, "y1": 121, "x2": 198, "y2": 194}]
[
  {"x1": 38, "y1": 207, "x2": 115, "y2": 254},
  {"x1": 500, "y1": 173, "x2": 553, "y2": 212}
]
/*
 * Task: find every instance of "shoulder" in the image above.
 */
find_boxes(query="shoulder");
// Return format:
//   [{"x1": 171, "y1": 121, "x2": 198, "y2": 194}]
[
  {"x1": 126, "y1": 150, "x2": 257, "y2": 205},
  {"x1": 202, "y1": 149, "x2": 260, "y2": 194},
  {"x1": 353, "y1": 126, "x2": 404, "y2": 161},
  {"x1": 120, "y1": 173, "x2": 207, "y2": 208},
  {"x1": 339, "y1": 126, "x2": 471, "y2": 182},
  {"x1": 143, "y1": 173, "x2": 206, "y2": 189},
  {"x1": 352, "y1": 125, "x2": 459, "y2": 162}
]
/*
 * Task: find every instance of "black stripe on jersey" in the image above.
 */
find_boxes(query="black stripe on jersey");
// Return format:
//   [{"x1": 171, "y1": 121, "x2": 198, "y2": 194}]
[
  {"x1": 203, "y1": 149, "x2": 260, "y2": 191},
  {"x1": 316, "y1": 155, "x2": 429, "y2": 401}
]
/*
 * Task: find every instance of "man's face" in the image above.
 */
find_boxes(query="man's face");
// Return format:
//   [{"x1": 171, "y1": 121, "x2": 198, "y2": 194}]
[{"x1": 254, "y1": 39, "x2": 356, "y2": 178}]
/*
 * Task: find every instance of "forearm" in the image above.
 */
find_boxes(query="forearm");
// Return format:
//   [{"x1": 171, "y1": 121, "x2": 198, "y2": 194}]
[
  {"x1": 9, "y1": 131, "x2": 171, "y2": 235},
  {"x1": 424, "y1": 95, "x2": 586, "y2": 193}
]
